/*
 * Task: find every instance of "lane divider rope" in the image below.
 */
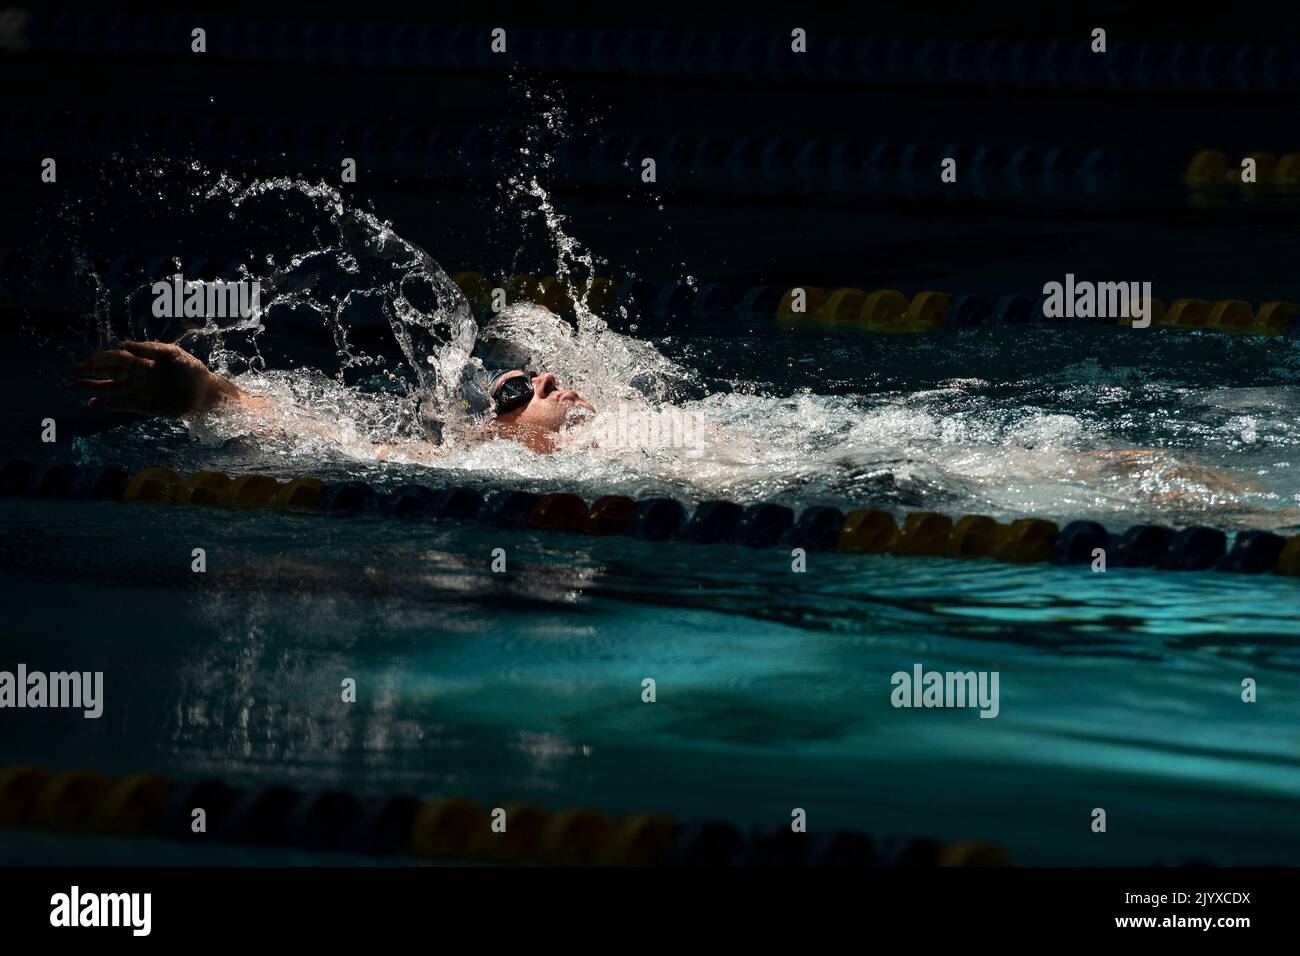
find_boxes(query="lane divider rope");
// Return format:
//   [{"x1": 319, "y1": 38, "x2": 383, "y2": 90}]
[
  {"x1": 0, "y1": 764, "x2": 1008, "y2": 867},
  {"x1": 449, "y1": 272, "x2": 1299, "y2": 336},
  {"x1": 4, "y1": 459, "x2": 1299, "y2": 577},
  {"x1": 3, "y1": 112, "x2": 1128, "y2": 198},
  {"x1": 1185, "y1": 149, "x2": 1300, "y2": 187},
  {"x1": 15, "y1": 12, "x2": 1289, "y2": 95},
  {"x1": 6, "y1": 250, "x2": 1292, "y2": 337}
]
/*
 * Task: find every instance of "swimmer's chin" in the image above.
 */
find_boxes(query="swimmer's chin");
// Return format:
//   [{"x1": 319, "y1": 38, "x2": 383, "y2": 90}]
[
  {"x1": 493, "y1": 403, "x2": 595, "y2": 454},
  {"x1": 494, "y1": 420, "x2": 561, "y2": 454},
  {"x1": 494, "y1": 423, "x2": 584, "y2": 454}
]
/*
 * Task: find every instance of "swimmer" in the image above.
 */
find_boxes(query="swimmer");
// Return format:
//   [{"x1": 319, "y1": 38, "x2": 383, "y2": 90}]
[
  {"x1": 72, "y1": 339, "x2": 594, "y2": 455},
  {"x1": 474, "y1": 367, "x2": 596, "y2": 452},
  {"x1": 71, "y1": 341, "x2": 1300, "y2": 529}
]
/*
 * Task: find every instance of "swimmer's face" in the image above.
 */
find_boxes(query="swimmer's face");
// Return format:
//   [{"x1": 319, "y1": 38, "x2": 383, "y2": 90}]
[{"x1": 492, "y1": 370, "x2": 592, "y2": 432}]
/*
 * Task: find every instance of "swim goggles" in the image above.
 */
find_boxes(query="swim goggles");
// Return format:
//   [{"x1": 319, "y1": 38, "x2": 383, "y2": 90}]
[{"x1": 492, "y1": 371, "x2": 539, "y2": 414}]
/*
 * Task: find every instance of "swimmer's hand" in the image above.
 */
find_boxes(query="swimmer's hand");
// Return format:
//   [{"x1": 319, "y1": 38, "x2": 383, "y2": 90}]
[{"x1": 74, "y1": 340, "x2": 243, "y2": 418}]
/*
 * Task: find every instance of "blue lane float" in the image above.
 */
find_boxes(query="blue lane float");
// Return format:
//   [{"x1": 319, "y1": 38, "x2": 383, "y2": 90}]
[
  {"x1": 0, "y1": 762, "x2": 1013, "y2": 867},
  {"x1": 19, "y1": 13, "x2": 1294, "y2": 94},
  {"x1": 7, "y1": 458, "x2": 1300, "y2": 579}
]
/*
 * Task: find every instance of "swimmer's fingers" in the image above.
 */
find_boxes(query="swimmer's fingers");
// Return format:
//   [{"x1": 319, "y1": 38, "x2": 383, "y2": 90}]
[
  {"x1": 73, "y1": 378, "x2": 130, "y2": 393},
  {"x1": 79, "y1": 378, "x2": 146, "y2": 412},
  {"x1": 121, "y1": 340, "x2": 180, "y2": 360},
  {"x1": 86, "y1": 396, "x2": 139, "y2": 412},
  {"x1": 78, "y1": 348, "x2": 135, "y2": 366},
  {"x1": 76, "y1": 349, "x2": 152, "y2": 381},
  {"x1": 76, "y1": 349, "x2": 135, "y2": 372},
  {"x1": 76, "y1": 342, "x2": 180, "y2": 380}
]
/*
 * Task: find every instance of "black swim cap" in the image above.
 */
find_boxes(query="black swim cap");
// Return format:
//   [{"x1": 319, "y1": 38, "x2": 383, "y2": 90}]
[{"x1": 459, "y1": 366, "x2": 514, "y2": 418}]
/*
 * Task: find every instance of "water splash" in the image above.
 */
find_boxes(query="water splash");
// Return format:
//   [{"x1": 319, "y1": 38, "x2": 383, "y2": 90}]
[
  {"x1": 71, "y1": 251, "x2": 113, "y2": 348},
  {"x1": 97, "y1": 149, "x2": 706, "y2": 466},
  {"x1": 60, "y1": 128, "x2": 1300, "y2": 533},
  {"x1": 122, "y1": 166, "x2": 479, "y2": 445}
]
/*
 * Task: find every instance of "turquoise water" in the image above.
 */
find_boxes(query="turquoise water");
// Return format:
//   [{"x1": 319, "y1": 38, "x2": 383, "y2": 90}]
[
  {"x1": 9, "y1": 168, "x2": 1300, "y2": 866},
  {"x1": 10, "y1": 16, "x2": 1300, "y2": 874},
  {"x1": 4, "y1": 497, "x2": 1299, "y2": 865}
]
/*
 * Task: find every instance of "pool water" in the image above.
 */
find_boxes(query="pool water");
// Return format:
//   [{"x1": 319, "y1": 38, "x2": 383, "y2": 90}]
[
  {"x1": 13, "y1": 5, "x2": 1300, "y2": 875},
  {"x1": 7, "y1": 160, "x2": 1300, "y2": 867},
  {"x1": 52, "y1": 321, "x2": 1300, "y2": 530},
  {"x1": 4, "y1": 489, "x2": 1299, "y2": 866}
]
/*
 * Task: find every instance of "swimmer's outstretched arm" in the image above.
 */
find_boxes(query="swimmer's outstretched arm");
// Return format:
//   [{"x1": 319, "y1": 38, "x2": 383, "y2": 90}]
[
  {"x1": 75, "y1": 340, "x2": 449, "y2": 463},
  {"x1": 75, "y1": 340, "x2": 249, "y2": 417}
]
